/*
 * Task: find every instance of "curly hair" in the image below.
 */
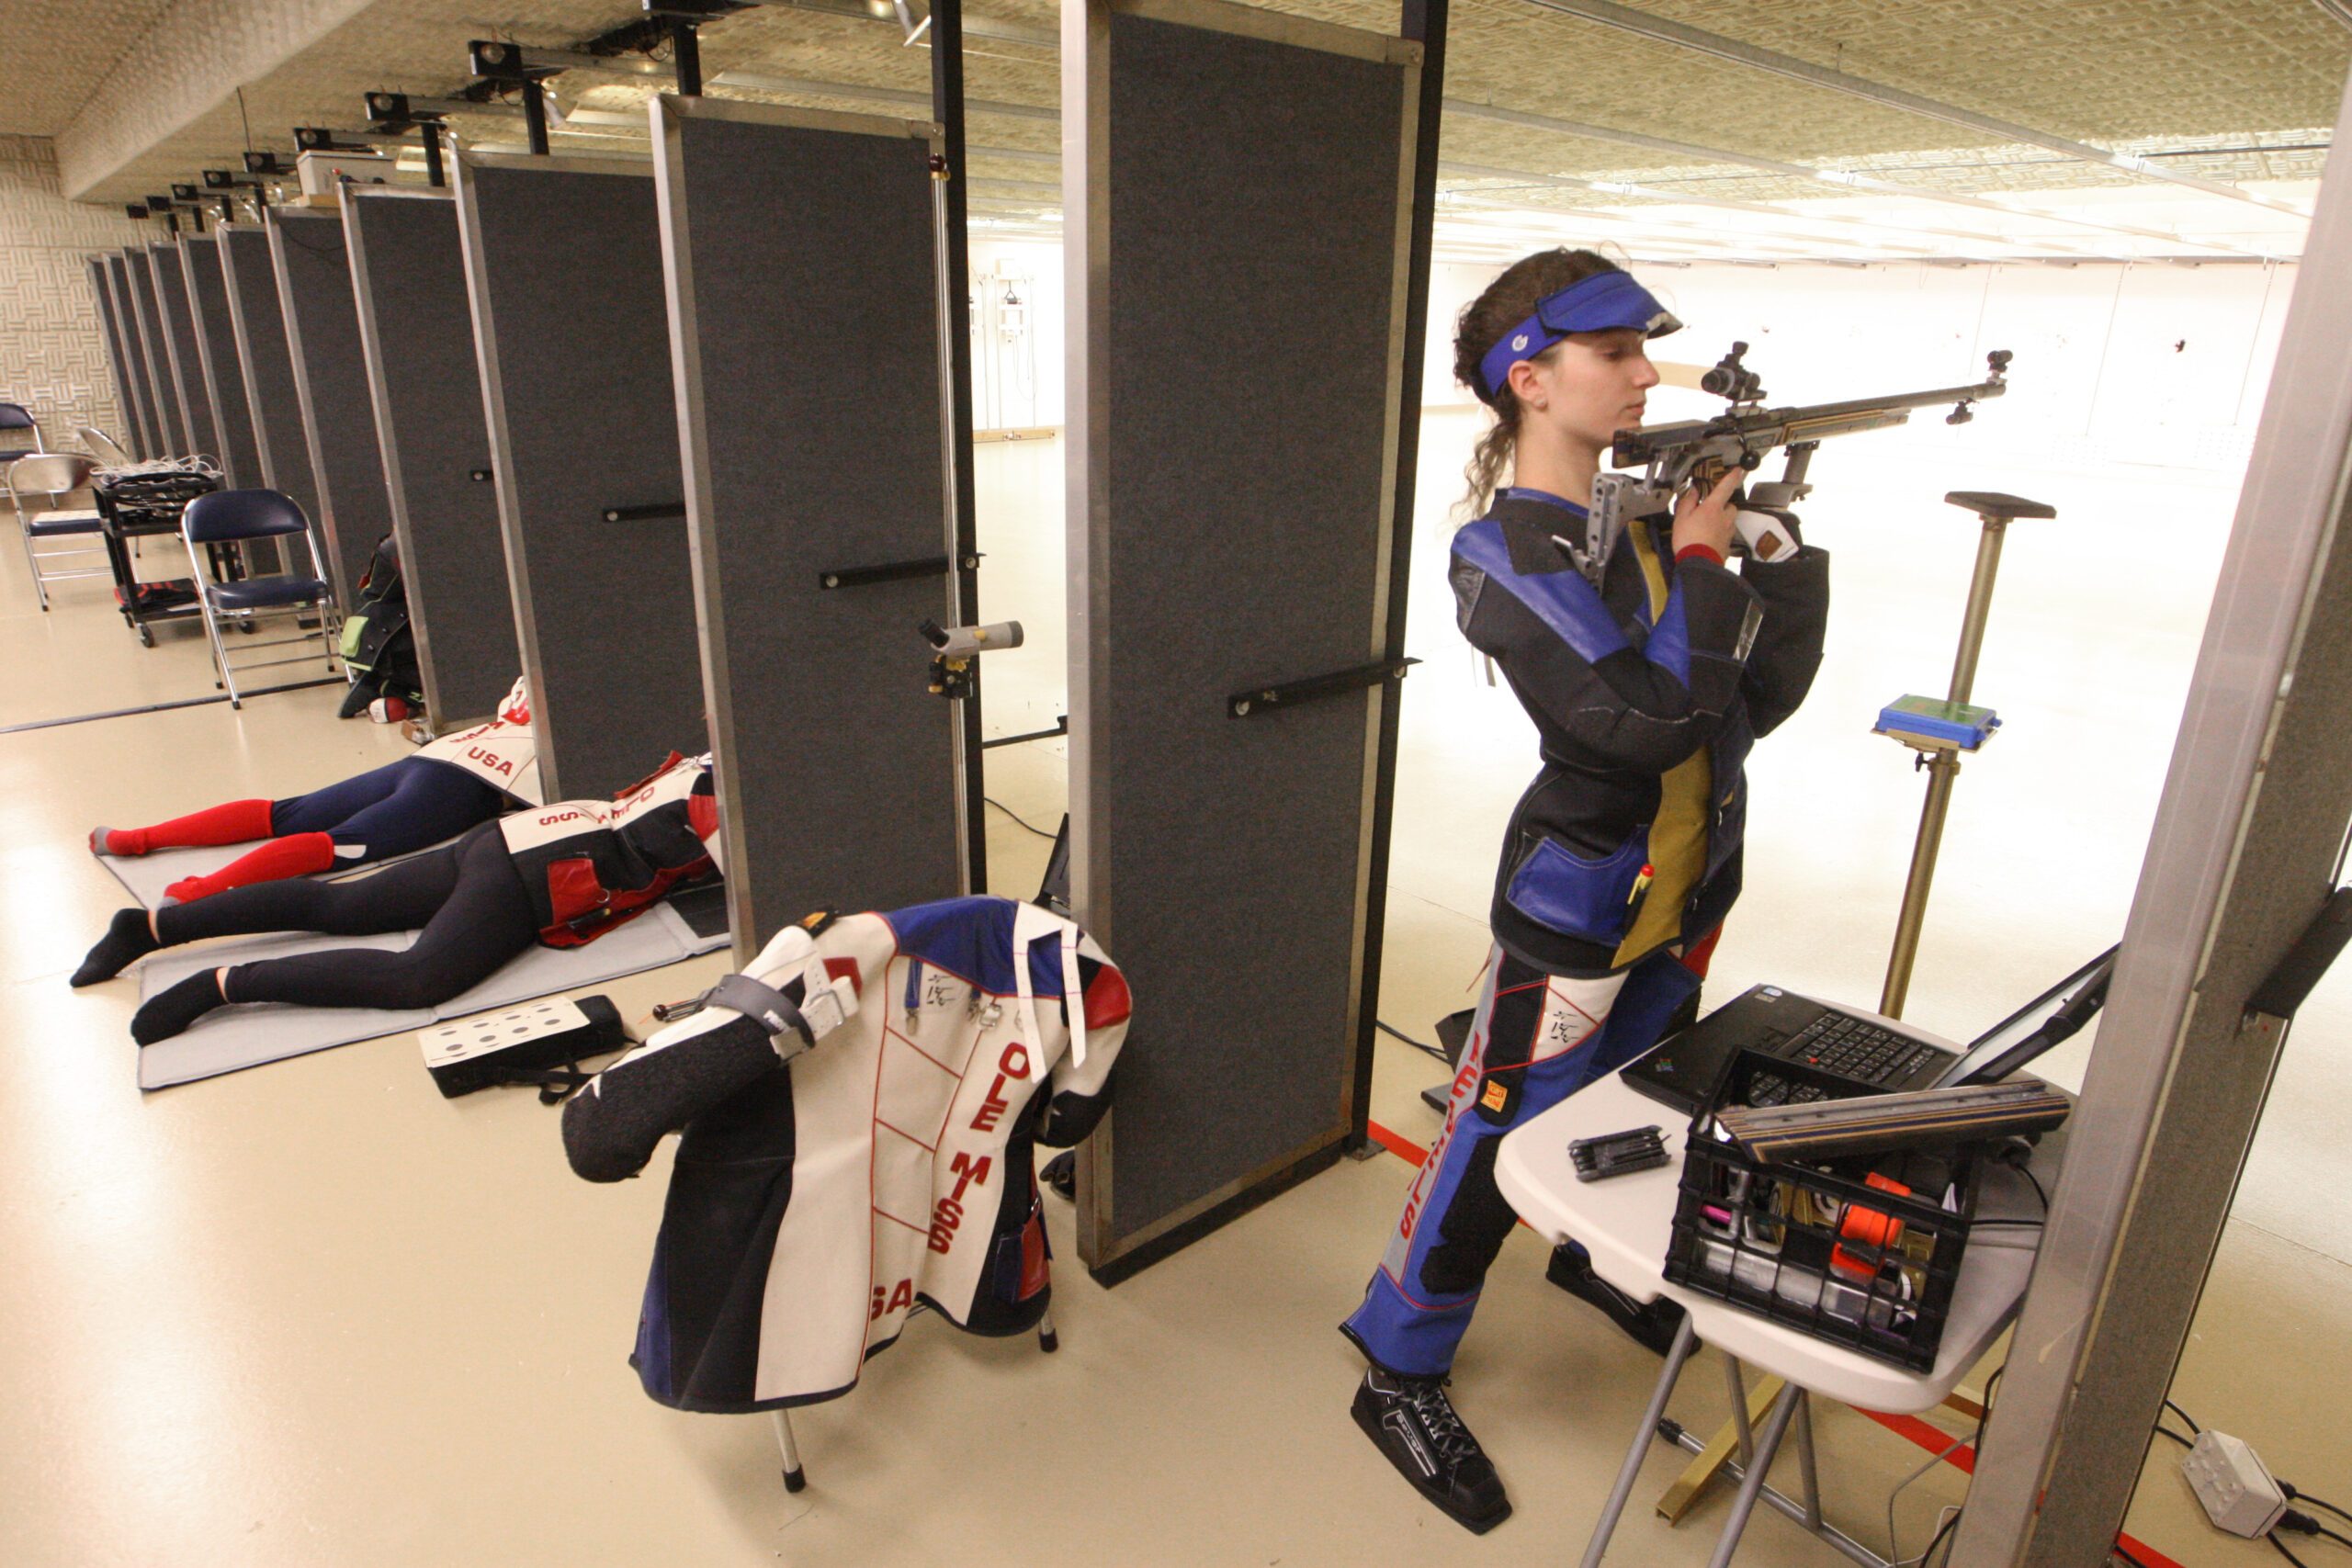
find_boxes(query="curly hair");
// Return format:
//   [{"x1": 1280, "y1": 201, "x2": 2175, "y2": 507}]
[{"x1": 1452, "y1": 247, "x2": 1623, "y2": 516}]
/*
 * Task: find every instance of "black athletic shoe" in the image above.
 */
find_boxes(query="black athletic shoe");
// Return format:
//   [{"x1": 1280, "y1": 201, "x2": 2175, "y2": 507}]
[
  {"x1": 1351, "y1": 1369, "x2": 1511, "y2": 1534},
  {"x1": 1546, "y1": 1244, "x2": 1686, "y2": 1356}
]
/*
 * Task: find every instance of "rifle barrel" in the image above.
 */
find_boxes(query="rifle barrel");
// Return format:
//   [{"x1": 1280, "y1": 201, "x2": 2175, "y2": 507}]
[{"x1": 1613, "y1": 374, "x2": 2007, "y2": 467}]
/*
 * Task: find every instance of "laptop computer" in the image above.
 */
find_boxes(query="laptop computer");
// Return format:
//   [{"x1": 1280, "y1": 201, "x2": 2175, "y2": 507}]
[{"x1": 1623, "y1": 948, "x2": 2114, "y2": 1115}]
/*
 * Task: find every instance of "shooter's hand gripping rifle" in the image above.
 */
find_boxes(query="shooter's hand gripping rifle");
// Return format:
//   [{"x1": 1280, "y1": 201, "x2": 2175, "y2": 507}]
[{"x1": 1572, "y1": 344, "x2": 2014, "y2": 587}]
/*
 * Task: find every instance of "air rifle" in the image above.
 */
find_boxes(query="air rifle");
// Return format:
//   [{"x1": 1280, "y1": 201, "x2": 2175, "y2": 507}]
[{"x1": 1574, "y1": 344, "x2": 2014, "y2": 586}]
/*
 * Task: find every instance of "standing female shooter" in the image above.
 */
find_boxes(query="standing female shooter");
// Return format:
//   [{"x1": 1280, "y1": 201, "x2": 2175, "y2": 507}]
[{"x1": 1340, "y1": 250, "x2": 1830, "y2": 1532}]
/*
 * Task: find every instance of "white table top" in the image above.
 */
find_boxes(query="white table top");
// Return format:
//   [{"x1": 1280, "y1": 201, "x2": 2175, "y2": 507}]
[{"x1": 1495, "y1": 1062, "x2": 2052, "y2": 1414}]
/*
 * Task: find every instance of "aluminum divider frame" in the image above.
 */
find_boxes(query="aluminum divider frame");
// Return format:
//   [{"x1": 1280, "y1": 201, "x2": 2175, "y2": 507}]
[
  {"x1": 1951, "y1": 62, "x2": 2352, "y2": 1567},
  {"x1": 177, "y1": 234, "x2": 264, "y2": 490},
  {"x1": 345, "y1": 185, "x2": 521, "y2": 731},
  {"x1": 119, "y1": 249, "x2": 175, "y2": 455},
  {"x1": 1064, "y1": 0, "x2": 1429, "y2": 1280},
  {"x1": 452, "y1": 147, "x2": 704, "y2": 805},
  {"x1": 149, "y1": 240, "x2": 220, "y2": 461},
  {"x1": 88, "y1": 256, "x2": 144, "y2": 459},
  {"x1": 217, "y1": 224, "x2": 314, "y2": 576},
  {"x1": 267, "y1": 205, "x2": 390, "y2": 606},
  {"x1": 653, "y1": 95, "x2": 966, "y2": 964}
]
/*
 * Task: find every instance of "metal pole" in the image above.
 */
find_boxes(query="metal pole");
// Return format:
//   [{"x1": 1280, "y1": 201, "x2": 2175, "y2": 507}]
[
  {"x1": 1882, "y1": 752, "x2": 1962, "y2": 1018},
  {"x1": 1347, "y1": 0, "x2": 1448, "y2": 1151},
  {"x1": 1580, "y1": 1314, "x2": 1699, "y2": 1568},
  {"x1": 768, "y1": 1408, "x2": 806, "y2": 1493},
  {"x1": 1880, "y1": 510, "x2": 2007, "y2": 1018},
  {"x1": 1792, "y1": 1390, "x2": 1825, "y2": 1533},
  {"x1": 931, "y1": 0, "x2": 988, "y2": 896},
  {"x1": 1725, "y1": 1356, "x2": 1756, "y2": 1464},
  {"x1": 521, "y1": 79, "x2": 550, "y2": 156},
  {"x1": 1705, "y1": 1383, "x2": 1804, "y2": 1568},
  {"x1": 1946, "y1": 519, "x2": 2009, "y2": 706},
  {"x1": 420, "y1": 123, "x2": 445, "y2": 187}
]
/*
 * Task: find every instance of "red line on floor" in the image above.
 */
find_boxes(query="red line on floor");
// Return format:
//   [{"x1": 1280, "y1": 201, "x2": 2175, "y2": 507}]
[
  {"x1": 1362, "y1": 1118, "x2": 2187, "y2": 1568},
  {"x1": 1363, "y1": 1119, "x2": 1427, "y2": 1167}
]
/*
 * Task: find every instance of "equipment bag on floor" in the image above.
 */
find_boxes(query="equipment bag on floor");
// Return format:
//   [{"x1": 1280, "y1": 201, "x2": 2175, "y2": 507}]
[{"x1": 338, "y1": 533, "x2": 424, "y2": 718}]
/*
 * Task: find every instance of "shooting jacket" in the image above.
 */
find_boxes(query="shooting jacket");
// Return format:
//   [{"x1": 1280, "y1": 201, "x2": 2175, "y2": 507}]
[
  {"x1": 1449, "y1": 490, "x2": 1828, "y2": 976},
  {"x1": 561, "y1": 897, "x2": 1130, "y2": 1411},
  {"x1": 413, "y1": 677, "x2": 542, "y2": 805}
]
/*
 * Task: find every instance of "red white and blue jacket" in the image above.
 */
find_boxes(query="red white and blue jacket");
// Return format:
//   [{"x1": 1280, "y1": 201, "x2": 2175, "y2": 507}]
[
  {"x1": 497, "y1": 752, "x2": 719, "y2": 947},
  {"x1": 561, "y1": 896, "x2": 1130, "y2": 1411},
  {"x1": 413, "y1": 676, "x2": 541, "y2": 804}
]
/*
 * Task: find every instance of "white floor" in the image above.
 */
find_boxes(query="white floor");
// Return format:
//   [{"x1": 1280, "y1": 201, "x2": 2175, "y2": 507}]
[{"x1": 2, "y1": 425, "x2": 2345, "y2": 1566}]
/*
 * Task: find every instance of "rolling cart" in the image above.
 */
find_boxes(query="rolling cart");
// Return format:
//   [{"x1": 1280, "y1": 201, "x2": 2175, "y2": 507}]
[{"x1": 92, "y1": 468, "x2": 230, "y2": 647}]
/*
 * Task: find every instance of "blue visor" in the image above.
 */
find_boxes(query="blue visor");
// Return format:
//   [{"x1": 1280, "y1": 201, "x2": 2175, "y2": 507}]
[{"x1": 1477, "y1": 270, "x2": 1682, "y2": 400}]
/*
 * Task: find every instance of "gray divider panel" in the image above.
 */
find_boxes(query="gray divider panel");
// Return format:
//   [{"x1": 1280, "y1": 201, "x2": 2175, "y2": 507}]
[
  {"x1": 119, "y1": 249, "x2": 175, "y2": 455},
  {"x1": 178, "y1": 236, "x2": 263, "y2": 490},
  {"x1": 456, "y1": 153, "x2": 705, "y2": 803},
  {"x1": 654, "y1": 97, "x2": 963, "y2": 958},
  {"x1": 268, "y1": 208, "x2": 390, "y2": 605},
  {"x1": 219, "y1": 226, "x2": 325, "y2": 540},
  {"x1": 96, "y1": 257, "x2": 153, "y2": 460},
  {"x1": 345, "y1": 189, "x2": 521, "y2": 730},
  {"x1": 150, "y1": 241, "x2": 220, "y2": 463},
  {"x1": 89, "y1": 256, "x2": 143, "y2": 458},
  {"x1": 1068, "y1": 1, "x2": 1422, "y2": 1275}
]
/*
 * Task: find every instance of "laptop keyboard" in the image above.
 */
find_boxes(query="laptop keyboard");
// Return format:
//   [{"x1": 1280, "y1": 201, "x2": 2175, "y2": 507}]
[{"x1": 1783, "y1": 1013, "x2": 1942, "y2": 1087}]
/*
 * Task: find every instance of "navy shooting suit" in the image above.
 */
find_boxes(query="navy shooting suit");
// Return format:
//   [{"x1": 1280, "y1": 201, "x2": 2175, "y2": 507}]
[{"x1": 1342, "y1": 487, "x2": 1828, "y2": 1377}]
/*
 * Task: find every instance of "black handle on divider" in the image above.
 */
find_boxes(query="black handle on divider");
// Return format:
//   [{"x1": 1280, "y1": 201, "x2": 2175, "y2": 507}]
[
  {"x1": 1228, "y1": 658, "x2": 1419, "y2": 718},
  {"x1": 817, "y1": 554, "x2": 971, "y2": 591},
  {"x1": 601, "y1": 502, "x2": 687, "y2": 524},
  {"x1": 469, "y1": 468, "x2": 492, "y2": 482}
]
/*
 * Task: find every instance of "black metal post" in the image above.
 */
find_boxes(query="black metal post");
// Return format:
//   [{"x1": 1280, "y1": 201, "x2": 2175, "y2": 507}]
[
  {"x1": 932, "y1": 0, "x2": 987, "y2": 893},
  {"x1": 522, "y1": 78, "x2": 550, "y2": 155},
  {"x1": 1346, "y1": 0, "x2": 1449, "y2": 1152},
  {"x1": 673, "y1": 21, "x2": 704, "y2": 96},
  {"x1": 421, "y1": 123, "x2": 446, "y2": 186}
]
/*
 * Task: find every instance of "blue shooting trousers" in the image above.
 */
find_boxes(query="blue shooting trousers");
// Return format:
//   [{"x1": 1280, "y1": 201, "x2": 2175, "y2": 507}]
[{"x1": 1340, "y1": 940, "x2": 1707, "y2": 1378}]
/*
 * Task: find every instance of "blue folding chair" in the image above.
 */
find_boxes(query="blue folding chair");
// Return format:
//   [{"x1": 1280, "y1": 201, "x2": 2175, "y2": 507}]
[
  {"x1": 7, "y1": 453, "x2": 108, "y2": 610},
  {"x1": 181, "y1": 489, "x2": 340, "y2": 706},
  {"x1": 0, "y1": 402, "x2": 44, "y2": 463}
]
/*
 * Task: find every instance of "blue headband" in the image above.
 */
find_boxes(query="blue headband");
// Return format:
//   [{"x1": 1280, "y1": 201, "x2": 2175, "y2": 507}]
[{"x1": 1477, "y1": 270, "x2": 1683, "y2": 400}]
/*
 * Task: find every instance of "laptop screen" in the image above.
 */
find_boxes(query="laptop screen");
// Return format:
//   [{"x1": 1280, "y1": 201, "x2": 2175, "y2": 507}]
[{"x1": 1932, "y1": 946, "x2": 2117, "y2": 1087}]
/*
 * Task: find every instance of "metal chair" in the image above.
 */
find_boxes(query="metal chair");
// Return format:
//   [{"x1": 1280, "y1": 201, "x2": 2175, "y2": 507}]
[
  {"x1": 0, "y1": 402, "x2": 43, "y2": 462},
  {"x1": 181, "y1": 489, "x2": 339, "y2": 706},
  {"x1": 6, "y1": 453, "x2": 108, "y2": 610},
  {"x1": 74, "y1": 424, "x2": 134, "y2": 468}
]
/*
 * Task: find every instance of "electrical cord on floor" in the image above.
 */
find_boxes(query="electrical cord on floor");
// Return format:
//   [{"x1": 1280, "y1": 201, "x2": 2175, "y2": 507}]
[
  {"x1": 2166, "y1": 1399, "x2": 2203, "y2": 1435},
  {"x1": 983, "y1": 797, "x2": 1059, "y2": 840},
  {"x1": 1375, "y1": 1021, "x2": 1452, "y2": 1064},
  {"x1": 2297, "y1": 1493, "x2": 2352, "y2": 1527},
  {"x1": 2273, "y1": 1534, "x2": 2313, "y2": 1567}
]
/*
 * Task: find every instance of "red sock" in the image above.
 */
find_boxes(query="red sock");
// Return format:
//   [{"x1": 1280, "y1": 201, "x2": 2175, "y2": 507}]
[
  {"x1": 164, "y1": 832, "x2": 338, "y2": 903},
  {"x1": 113, "y1": 798, "x2": 277, "y2": 856}
]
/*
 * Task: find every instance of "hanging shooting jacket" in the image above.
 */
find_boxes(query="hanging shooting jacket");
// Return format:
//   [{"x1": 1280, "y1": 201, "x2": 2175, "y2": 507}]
[
  {"x1": 497, "y1": 751, "x2": 720, "y2": 948},
  {"x1": 1449, "y1": 488, "x2": 1829, "y2": 976},
  {"x1": 560, "y1": 896, "x2": 1131, "y2": 1411},
  {"x1": 412, "y1": 676, "x2": 543, "y2": 805}
]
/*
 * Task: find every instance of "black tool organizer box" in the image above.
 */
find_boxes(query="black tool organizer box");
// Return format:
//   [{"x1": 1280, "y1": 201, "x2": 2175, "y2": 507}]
[
  {"x1": 1663, "y1": 1049, "x2": 1983, "y2": 1372},
  {"x1": 92, "y1": 469, "x2": 225, "y2": 645}
]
